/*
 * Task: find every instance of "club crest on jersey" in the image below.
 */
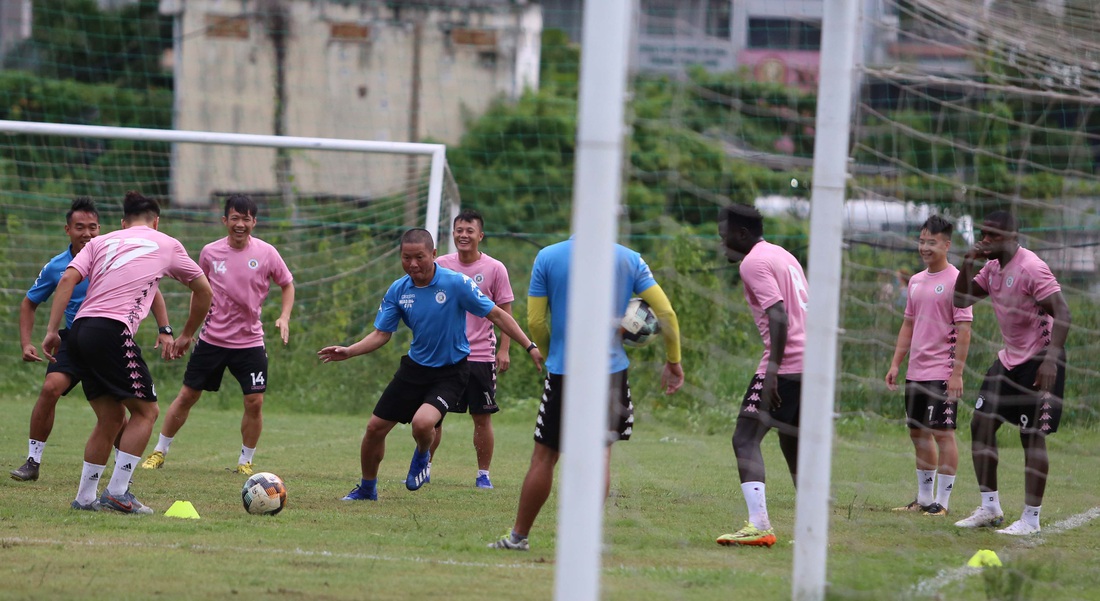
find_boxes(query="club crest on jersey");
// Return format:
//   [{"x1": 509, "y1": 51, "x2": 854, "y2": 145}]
[
  {"x1": 1005, "y1": 275, "x2": 1015, "y2": 288},
  {"x1": 435, "y1": 290, "x2": 447, "y2": 304},
  {"x1": 934, "y1": 284, "x2": 945, "y2": 294},
  {"x1": 474, "y1": 273, "x2": 484, "y2": 284},
  {"x1": 248, "y1": 258, "x2": 259, "y2": 270}
]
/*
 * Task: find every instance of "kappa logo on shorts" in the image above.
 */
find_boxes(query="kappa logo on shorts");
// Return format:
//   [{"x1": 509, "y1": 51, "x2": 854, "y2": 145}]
[
  {"x1": 436, "y1": 396, "x2": 449, "y2": 410},
  {"x1": 975, "y1": 395, "x2": 984, "y2": 409},
  {"x1": 435, "y1": 290, "x2": 447, "y2": 304}
]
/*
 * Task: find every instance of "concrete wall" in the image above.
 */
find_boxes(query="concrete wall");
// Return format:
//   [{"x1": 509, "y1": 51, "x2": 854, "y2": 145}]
[{"x1": 161, "y1": 0, "x2": 541, "y2": 206}]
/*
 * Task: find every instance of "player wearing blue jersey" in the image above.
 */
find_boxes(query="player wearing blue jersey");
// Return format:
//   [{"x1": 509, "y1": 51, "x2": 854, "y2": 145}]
[
  {"x1": 319, "y1": 228, "x2": 543, "y2": 501},
  {"x1": 11, "y1": 198, "x2": 172, "y2": 482},
  {"x1": 490, "y1": 238, "x2": 684, "y2": 551}
]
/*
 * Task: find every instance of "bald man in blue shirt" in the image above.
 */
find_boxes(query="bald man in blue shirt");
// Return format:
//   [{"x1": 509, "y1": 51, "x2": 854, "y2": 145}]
[{"x1": 320, "y1": 228, "x2": 543, "y2": 501}]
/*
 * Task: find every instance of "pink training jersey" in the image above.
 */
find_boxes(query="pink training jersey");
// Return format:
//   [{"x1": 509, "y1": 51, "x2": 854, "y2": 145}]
[
  {"x1": 974, "y1": 247, "x2": 1061, "y2": 370},
  {"x1": 436, "y1": 252, "x2": 514, "y2": 362},
  {"x1": 198, "y1": 236, "x2": 293, "y2": 349},
  {"x1": 70, "y1": 225, "x2": 204, "y2": 336},
  {"x1": 904, "y1": 265, "x2": 973, "y2": 380},
  {"x1": 739, "y1": 241, "x2": 808, "y2": 375}
]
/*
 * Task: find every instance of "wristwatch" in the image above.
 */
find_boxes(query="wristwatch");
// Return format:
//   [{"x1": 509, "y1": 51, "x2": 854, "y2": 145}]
[
  {"x1": 158, "y1": 325, "x2": 174, "y2": 336},
  {"x1": 525, "y1": 342, "x2": 538, "y2": 353}
]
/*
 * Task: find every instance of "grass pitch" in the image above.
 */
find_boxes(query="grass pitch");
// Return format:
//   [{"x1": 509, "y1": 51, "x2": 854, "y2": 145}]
[{"x1": 1, "y1": 392, "x2": 1099, "y2": 600}]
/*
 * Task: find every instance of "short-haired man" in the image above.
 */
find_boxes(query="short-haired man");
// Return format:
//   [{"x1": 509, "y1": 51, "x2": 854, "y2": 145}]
[
  {"x1": 12, "y1": 198, "x2": 172, "y2": 482},
  {"x1": 953, "y1": 210, "x2": 1071, "y2": 535},
  {"x1": 319, "y1": 228, "x2": 543, "y2": 501},
  {"x1": 142, "y1": 194, "x2": 295, "y2": 475},
  {"x1": 432, "y1": 209, "x2": 514, "y2": 489},
  {"x1": 885, "y1": 215, "x2": 972, "y2": 516},
  {"x1": 44, "y1": 191, "x2": 212, "y2": 513},
  {"x1": 488, "y1": 237, "x2": 684, "y2": 551},
  {"x1": 716, "y1": 203, "x2": 807, "y2": 547}
]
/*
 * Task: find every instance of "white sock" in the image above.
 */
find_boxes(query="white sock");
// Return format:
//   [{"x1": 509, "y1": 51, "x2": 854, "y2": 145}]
[
  {"x1": 28, "y1": 439, "x2": 46, "y2": 463},
  {"x1": 741, "y1": 481, "x2": 770, "y2": 530},
  {"x1": 77, "y1": 461, "x2": 105, "y2": 505},
  {"x1": 478, "y1": 469, "x2": 490, "y2": 477},
  {"x1": 981, "y1": 491, "x2": 1001, "y2": 513},
  {"x1": 934, "y1": 474, "x2": 956, "y2": 508},
  {"x1": 239, "y1": 445, "x2": 256, "y2": 465},
  {"x1": 155, "y1": 434, "x2": 174, "y2": 454},
  {"x1": 916, "y1": 470, "x2": 936, "y2": 505},
  {"x1": 107, "y1": 451, "x2": 140, "y2": 496},
  {"x1": 1022, "y1": 504, "x2": 1041, "y2": 528}
]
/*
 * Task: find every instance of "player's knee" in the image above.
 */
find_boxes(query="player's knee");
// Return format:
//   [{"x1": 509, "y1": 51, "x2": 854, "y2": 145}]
[
  {"x1": 39, "y1": 375, "x2": 71, "y2": 401},
  {"x1": 243, "y1": 394, "x2": 264, "y2": 415}
]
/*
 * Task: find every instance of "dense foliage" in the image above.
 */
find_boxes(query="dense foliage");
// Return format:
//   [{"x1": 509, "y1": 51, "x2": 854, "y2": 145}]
[{"x1": 4, "y1": 0, "x2": 172, "y2": 90}]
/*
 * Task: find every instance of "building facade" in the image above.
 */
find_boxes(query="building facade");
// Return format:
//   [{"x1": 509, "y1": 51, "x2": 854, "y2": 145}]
[{"x1": 159, "y1": 0, "x2": 541, "y2": 206}]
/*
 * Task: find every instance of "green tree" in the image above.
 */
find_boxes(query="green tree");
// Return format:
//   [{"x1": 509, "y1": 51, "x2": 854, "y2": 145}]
[{"x1": 5, "y1": 0, "x2": 172, "y2": 90}]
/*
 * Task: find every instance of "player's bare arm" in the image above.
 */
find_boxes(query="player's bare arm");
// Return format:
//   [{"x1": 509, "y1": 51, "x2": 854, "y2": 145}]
[
  {"x1": 19, "y1": 297, "x2": 42, "y2": 362},
  {"x1": 947, "y1": 320, "x2": 972, "y2": 401},
  {"x1": 318, "y1": 329, "x2": 392, "y2": 363},
  {"x1": 1035, "y1": 291, "x2": 1071, "y2": 393},
  {"x1": 496, "y1": 301, "x2": 513, "y2": 373},
  {"x1": 485, "y1": 305, "x2": 543, "y2": 371},
  {"x1": 168, "y1": 274, "x2": 214, "y2": 360},
  {"x1": 42, "y1": 267, "x2": 82, "y2": 362},
  {"x1": 763, "y1": 301, "x2": 789, "y2": 411},
  {"x1": 885, "y1": 317, "x2": 915, "y2": 392},
  {"x1": 954, "y1": 246, "x2": 989, "y2": 308},
  {"x1": 275, "y1": 281, "x2": 295, "y2": 346},
  {"x1": 151, "y1": 289, "x2": 173, "y2": 360}
]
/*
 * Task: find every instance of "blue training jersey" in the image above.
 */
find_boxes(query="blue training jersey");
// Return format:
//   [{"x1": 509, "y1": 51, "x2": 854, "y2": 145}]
[
  {"x1": 26, "y1": 245, "x2": 89, "y2": 328},
  {"x1": 528, "y1": 239, "x2": 657, "y2": 375},
  {"x1": 374, "y1": 265, "x2": 497, "y2": 367}
]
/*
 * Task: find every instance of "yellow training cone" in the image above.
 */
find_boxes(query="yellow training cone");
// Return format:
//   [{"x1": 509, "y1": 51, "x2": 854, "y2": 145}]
[
  {"x1": 164, "y1": 500, "x2": 201, "y2": 519},
  {"x1": 967, "y1": 549, "x2": 1002, "y2": 567}
]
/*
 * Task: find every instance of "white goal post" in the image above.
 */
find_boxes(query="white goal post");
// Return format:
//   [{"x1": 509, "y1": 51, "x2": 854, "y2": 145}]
[{"x1": 0, "y1": 119, "x2": 459, "y2": 251}]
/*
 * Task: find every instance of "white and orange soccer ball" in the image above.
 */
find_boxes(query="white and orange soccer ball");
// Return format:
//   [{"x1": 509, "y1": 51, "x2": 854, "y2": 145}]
[{"x1": 242, "y1": 472, "x2": 287, "y2": 515}]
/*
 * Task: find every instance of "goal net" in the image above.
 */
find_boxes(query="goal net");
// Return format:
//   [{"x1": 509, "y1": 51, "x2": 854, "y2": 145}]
[
  {"x1": 0, "y1": 121, "x2": 459, "y2": 413},
  {"x1": 4, "y1": 0, "x2": 1100, "y2": 598}
]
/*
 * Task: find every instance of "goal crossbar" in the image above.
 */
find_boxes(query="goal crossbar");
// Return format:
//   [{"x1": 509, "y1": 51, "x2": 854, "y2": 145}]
[{"x1": 0, "y1": 120, "x2": 453, "y2": 246}]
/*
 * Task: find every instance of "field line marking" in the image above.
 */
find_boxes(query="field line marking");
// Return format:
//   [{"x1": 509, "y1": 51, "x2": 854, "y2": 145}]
[
  {"x1": 907, "y1": 506, "x2": 1100, "y2": 598},
  {"x1": 0, "y1": 536, "x2": 549, "y2": 571}
]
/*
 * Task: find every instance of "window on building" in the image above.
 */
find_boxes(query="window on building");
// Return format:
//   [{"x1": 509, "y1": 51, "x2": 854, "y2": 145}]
[
  {"x1": 747, "y1": 18, "x2": 822, "y2": 50},
  {"x1": 642, "y1": 0, "x2": 679, "y2": 37},
  {"x1": 705, "y1": 0, "x2": 731, "y2": 40}
]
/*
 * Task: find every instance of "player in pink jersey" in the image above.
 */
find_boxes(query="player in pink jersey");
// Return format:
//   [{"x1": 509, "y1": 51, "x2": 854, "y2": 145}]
[
  {"x1": 142, "y1": 194, "x2": 295, "y2": 476},
  {"x1": 715, "y1": 203, "x2": 808, "y2": 548},
  {"x1": 13, "y1": 198, "x2": 175, "y2": 484},
  {"x1": 885, "y1": 215, "x2": 973, "y2": 517},
  {"x1": 43, "y1": 191, "x2": 212, "y2": 514},
  {"x1": 954, "y1": 210, "x2": 1071, "y2": 535},
  {"x1": 431, "y1": 210, "x2": 514, "y2": 489}
]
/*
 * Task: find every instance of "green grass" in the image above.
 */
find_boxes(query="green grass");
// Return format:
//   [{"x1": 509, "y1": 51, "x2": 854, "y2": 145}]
[{"x1": 2, "y1": 392, "x2": 1099, "y2": 600}]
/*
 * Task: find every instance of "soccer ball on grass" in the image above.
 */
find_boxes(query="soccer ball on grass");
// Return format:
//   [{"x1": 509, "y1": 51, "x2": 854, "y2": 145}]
[
  {"x1": 242, "y1": 472, "x2": 287, "y2": 515},
  {"x1": 620, "y1": 298, "x2": 661, "y2": 348}
]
